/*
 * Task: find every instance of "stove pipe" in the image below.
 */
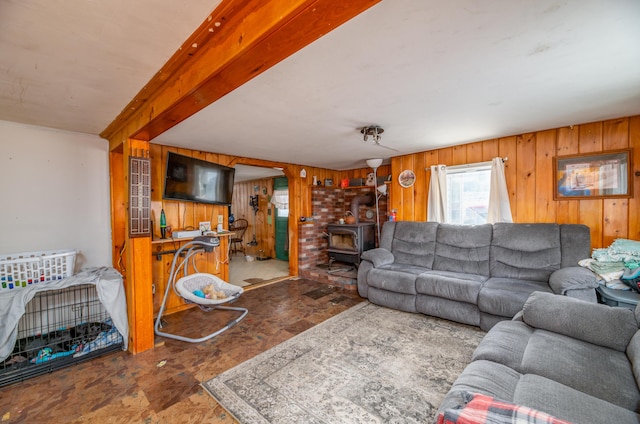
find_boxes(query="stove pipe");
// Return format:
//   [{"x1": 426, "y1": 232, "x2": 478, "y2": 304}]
[{"x1": 350, "y1": 192, "x2": 375, "y2": 223}]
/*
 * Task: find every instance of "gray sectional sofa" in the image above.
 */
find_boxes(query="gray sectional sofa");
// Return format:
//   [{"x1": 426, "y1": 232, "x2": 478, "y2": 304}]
[
  {"x1": 437, "y1": 291, "x2": 640, "y2": 423},
  {"x1": 357, "y1": 221, "x2": 599, "y2": 330}
]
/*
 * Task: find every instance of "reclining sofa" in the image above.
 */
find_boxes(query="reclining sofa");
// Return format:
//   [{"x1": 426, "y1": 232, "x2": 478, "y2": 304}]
[
  {"x1": 357, "y1": 221, "x2": 599, "y2": 330},
  {"x1": 436, "y1": 291, "x2": 640, "y2": 423}
]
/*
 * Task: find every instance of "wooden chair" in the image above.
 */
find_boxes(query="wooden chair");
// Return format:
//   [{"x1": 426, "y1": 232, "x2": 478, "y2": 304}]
[{"x1": 229, "y1": 219, "x2": 248, "y2": 258}]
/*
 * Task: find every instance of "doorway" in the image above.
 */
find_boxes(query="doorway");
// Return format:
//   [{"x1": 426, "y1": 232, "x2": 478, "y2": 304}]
[
  {"x1": 273, "y1": 177, "x2": 289, "y2": 261},
  {"x1": 228, "y1": 165, "x2": 290, "y2": 288}
]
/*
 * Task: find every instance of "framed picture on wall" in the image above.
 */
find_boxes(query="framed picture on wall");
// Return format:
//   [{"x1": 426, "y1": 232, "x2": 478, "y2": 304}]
[
  {"x1": 398, "y1": 170, "x2": 416, "y2": 188},
  {"x1": 553, "y1": 149, "x2": 633, "y2": 199}
]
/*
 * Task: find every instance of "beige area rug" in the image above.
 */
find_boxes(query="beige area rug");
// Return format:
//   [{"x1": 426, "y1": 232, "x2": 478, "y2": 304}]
[
  {"x1": 203, "y1": 302, "x2": 485, "y2": 423},
  {"x1": 229, "y1": 258, "x2": 290, "y2": 288}
]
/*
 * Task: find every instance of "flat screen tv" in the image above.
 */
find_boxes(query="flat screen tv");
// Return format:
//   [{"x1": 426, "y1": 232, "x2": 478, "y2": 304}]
[{"x1": 163, "y1": 152, "x2": 235, "y2": 205}]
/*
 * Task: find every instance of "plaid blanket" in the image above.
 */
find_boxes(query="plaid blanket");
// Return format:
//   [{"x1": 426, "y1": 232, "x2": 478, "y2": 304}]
[{"x1": 437, "y1": 392, "x2": 573, "y2": 424}]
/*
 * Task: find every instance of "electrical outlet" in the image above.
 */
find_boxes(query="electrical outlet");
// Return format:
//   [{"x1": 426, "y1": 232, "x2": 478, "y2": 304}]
[
  {"x1": 199, "y1": 221, "x2": 211, "y2": 232},
  {"x1": 217, "y1": 215, "x2": 224, "y2": 224}
]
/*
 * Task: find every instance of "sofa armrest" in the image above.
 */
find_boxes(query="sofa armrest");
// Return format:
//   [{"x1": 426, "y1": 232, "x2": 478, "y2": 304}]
[
  {"x1": 549, "y1": 266, "x2": 598, "y2": 295},
  {"x1": 521, "y1": 291, "x2": 638, "y2": 351},
  {"x1": 361, "y1": 248, "x2": 394, "y2": 268}
]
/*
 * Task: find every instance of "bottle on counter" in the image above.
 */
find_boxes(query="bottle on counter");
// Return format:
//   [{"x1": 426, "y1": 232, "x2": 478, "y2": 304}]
[{"x1": 160, "y1": 209, "x2": 167, "y2": 238}]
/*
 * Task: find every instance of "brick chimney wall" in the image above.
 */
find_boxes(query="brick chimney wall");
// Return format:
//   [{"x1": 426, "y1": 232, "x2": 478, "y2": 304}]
[
  {"x1": 298, "y1": 185, "x2": 388, "y2": 270},
  {"x1": 298, "y1": 186, "x2": 342, "y2": 270}
]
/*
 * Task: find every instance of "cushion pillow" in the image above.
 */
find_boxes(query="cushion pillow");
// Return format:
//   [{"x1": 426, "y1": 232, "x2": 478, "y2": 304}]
[{"x1": 437, "y1": 392, "x2": 572, "y2": 424}]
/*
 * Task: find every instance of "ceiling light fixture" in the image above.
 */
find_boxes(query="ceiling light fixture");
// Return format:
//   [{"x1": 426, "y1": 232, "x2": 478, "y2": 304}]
[{"x1": 361, "y1": 126, "x2": 384, "y2": 143}]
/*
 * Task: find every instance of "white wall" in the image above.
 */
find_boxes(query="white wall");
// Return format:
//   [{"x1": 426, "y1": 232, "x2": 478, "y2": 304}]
[{"x1": 0, "y1": 120, "x2": 112, "y2": 269}]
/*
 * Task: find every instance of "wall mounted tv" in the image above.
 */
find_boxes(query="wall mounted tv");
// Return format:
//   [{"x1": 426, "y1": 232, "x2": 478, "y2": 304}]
[{"x1": 163, "y1": 152, "x2": 235, "y2": 205}]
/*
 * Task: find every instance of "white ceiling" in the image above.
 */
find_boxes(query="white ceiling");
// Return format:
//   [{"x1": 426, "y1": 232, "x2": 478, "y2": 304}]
[
  {"x1": 0, "y1": 0, "x2": 220, "y2": 134},
  {"x1": 233, "y1": 164, "x2": 284, "y2": 183},
  {"x1": 2, "y1": 0, "x2": 640, "y2": 172}
]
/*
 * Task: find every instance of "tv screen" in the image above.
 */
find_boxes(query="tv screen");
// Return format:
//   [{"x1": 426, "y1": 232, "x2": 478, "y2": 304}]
[{"x1": 163, "y1": 152, "x2": 235, "y2": 205}]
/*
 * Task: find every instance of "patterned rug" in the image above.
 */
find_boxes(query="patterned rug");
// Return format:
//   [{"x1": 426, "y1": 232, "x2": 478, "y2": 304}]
[{"x1": 202, "y1": 302, "x2": 485, "y2": 423}]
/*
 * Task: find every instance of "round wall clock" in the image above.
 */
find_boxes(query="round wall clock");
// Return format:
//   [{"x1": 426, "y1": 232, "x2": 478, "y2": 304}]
[{"x1": 398, "y1": 170, "x2": 416, "y2": 188}]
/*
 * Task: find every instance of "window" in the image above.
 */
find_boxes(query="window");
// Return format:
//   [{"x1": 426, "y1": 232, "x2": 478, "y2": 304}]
[
  {"x1": 271, "y1": 189, "x2": 289, "y2": 217},
  {"x1": 428, "y1": 158, "x2": 511, "y2": 224},
  {"x1": 445, "y1": 164, "x2": 491, "y2": 225}
]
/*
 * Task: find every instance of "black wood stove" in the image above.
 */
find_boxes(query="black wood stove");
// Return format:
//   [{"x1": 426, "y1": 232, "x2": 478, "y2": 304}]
[{"x1": 326, "y1": 222, "x2": 375, "y2": 268}]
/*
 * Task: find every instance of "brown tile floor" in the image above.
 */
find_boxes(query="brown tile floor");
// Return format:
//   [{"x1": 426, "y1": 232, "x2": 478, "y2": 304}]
[{"x1": 0, "y1": 278, "x2": 363, "y2": 423}]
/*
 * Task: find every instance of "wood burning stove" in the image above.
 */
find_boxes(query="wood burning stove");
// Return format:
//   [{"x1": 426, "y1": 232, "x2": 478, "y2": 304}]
[{"x1": 326, "y1": 222, "x2": 375, "y2": 267}]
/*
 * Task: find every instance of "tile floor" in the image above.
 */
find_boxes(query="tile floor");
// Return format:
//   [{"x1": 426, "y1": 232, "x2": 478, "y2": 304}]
[
  {"x1": 0, "y1": 278, "x2": 363, "y2": 423},
  {"x1": 227, "y1": 257, "x2": 290, "y2": 287}
]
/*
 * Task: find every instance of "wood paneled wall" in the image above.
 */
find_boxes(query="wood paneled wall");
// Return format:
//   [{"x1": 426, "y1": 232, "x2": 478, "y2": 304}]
[
  {"x1": 389, "y1": 115, "x2": 640, "y2": 249},
  {"x1": 148, "y1": 144, "x2": 387, "y2": 276},
  {"x1": 150, "y1": 145, "x2": 233, "y2": 238},
  {"x1": 149, "y1": 145, "x2": 234, "y2": 316}
]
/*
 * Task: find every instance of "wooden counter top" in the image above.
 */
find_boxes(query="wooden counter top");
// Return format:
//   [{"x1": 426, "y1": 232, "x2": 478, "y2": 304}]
[{"x1": 151, "y1": 231, "x2": 235, "y2": 245}]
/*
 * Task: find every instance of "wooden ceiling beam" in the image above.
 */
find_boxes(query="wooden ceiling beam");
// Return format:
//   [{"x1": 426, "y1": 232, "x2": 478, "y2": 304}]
[{"x1": 102, "y1": 0, "x2": 380, "y2": 148}]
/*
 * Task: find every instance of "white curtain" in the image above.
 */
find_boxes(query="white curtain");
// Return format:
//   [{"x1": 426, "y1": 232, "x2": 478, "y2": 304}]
[
  {"x1": 487, "y1": 157, "x2": 513, "y2": 223},
  {"x1": 427, "y1": 165, "x2": 447, "y2": 222},
  {"x1": 271, "y1": 189, "x2": 289, "y2": 209}
]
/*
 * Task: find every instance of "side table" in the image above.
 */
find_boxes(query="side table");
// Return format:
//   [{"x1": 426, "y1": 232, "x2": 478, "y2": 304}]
[{"x1": 596, "y1": 285, "x2": 640, "y2": 310}]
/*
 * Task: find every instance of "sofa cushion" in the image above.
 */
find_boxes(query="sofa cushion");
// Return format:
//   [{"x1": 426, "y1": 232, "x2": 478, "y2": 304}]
[
  {"x1": 367, "y1": 268, "x2": 418, "y2": 295},
  {"x1": 379, "y1": 263, "x2": 431, "y2": 275},
  {"x1": 438, "y1": 360, "x2": 521, "y2": 412},
  {"x1": 627, "y1": 332, "x2": 640, "y2": 390},
  {"x1": 522, "y1": 291, "x2": 638, "y2": 351},
  {"x1": 390, "y1": 221, "x2": 438, "y2": 268},
  {"x1": 490, "y1": 223, "x2": 561, "y2": 281},
  {"x1": 479, "y1": 312, "x2": 510, "y2": 331},
  {"x1": 416, "y1": 295, "x2": 481, "y2": 327},
  {"x1": 472, "y1": 320, "x2": 534, "y2": 369},
  {"x1": 378, "y1": 220, "x2": 397, "y2": 251},
  {"x1": 416, "y1": 271, "x2": 487, "y2": 304},
  {"x1": 433, "y1": 224, "x2": 492, "y2": 276},
  {"x1": 478, "y1": 278, "x2": 552, "y2": 317},
  {"x1": 519, "y1": 330, "x2": 640, "y2": 411},
  {"x1": 513, "y1": 374, "x2": 640, "y2": 424},
  {"x1": 439, "y1": 360, "x2": 640, "y2": 424},
  {"x1": 368, "y1": 287, "x2": 416, "y2": 313},
  {"x1": 474, "y1": 320, "x2": 640, "y2": 411},
  {"x1": 559, "y1": 224, "x2": 591, "y2": 267},
  {"x1": 437, "y1": 392, "x2": 572, "y2": 424}
]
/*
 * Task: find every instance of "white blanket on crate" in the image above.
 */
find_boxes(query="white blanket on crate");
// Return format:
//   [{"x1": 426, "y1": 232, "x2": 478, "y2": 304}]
[{"x1": 0, "y1": 266, "x2": 129, "y2": 362}]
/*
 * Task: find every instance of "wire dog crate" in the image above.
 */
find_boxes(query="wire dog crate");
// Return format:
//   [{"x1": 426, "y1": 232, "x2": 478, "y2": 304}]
[{"x1": 0, "y1": 284, "x2": 124, "y2": 387}]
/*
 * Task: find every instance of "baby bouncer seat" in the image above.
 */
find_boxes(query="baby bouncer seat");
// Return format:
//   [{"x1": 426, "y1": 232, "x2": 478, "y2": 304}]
[{"x1": 154, "y1": 236, "x2": 248, "y2": 343}]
